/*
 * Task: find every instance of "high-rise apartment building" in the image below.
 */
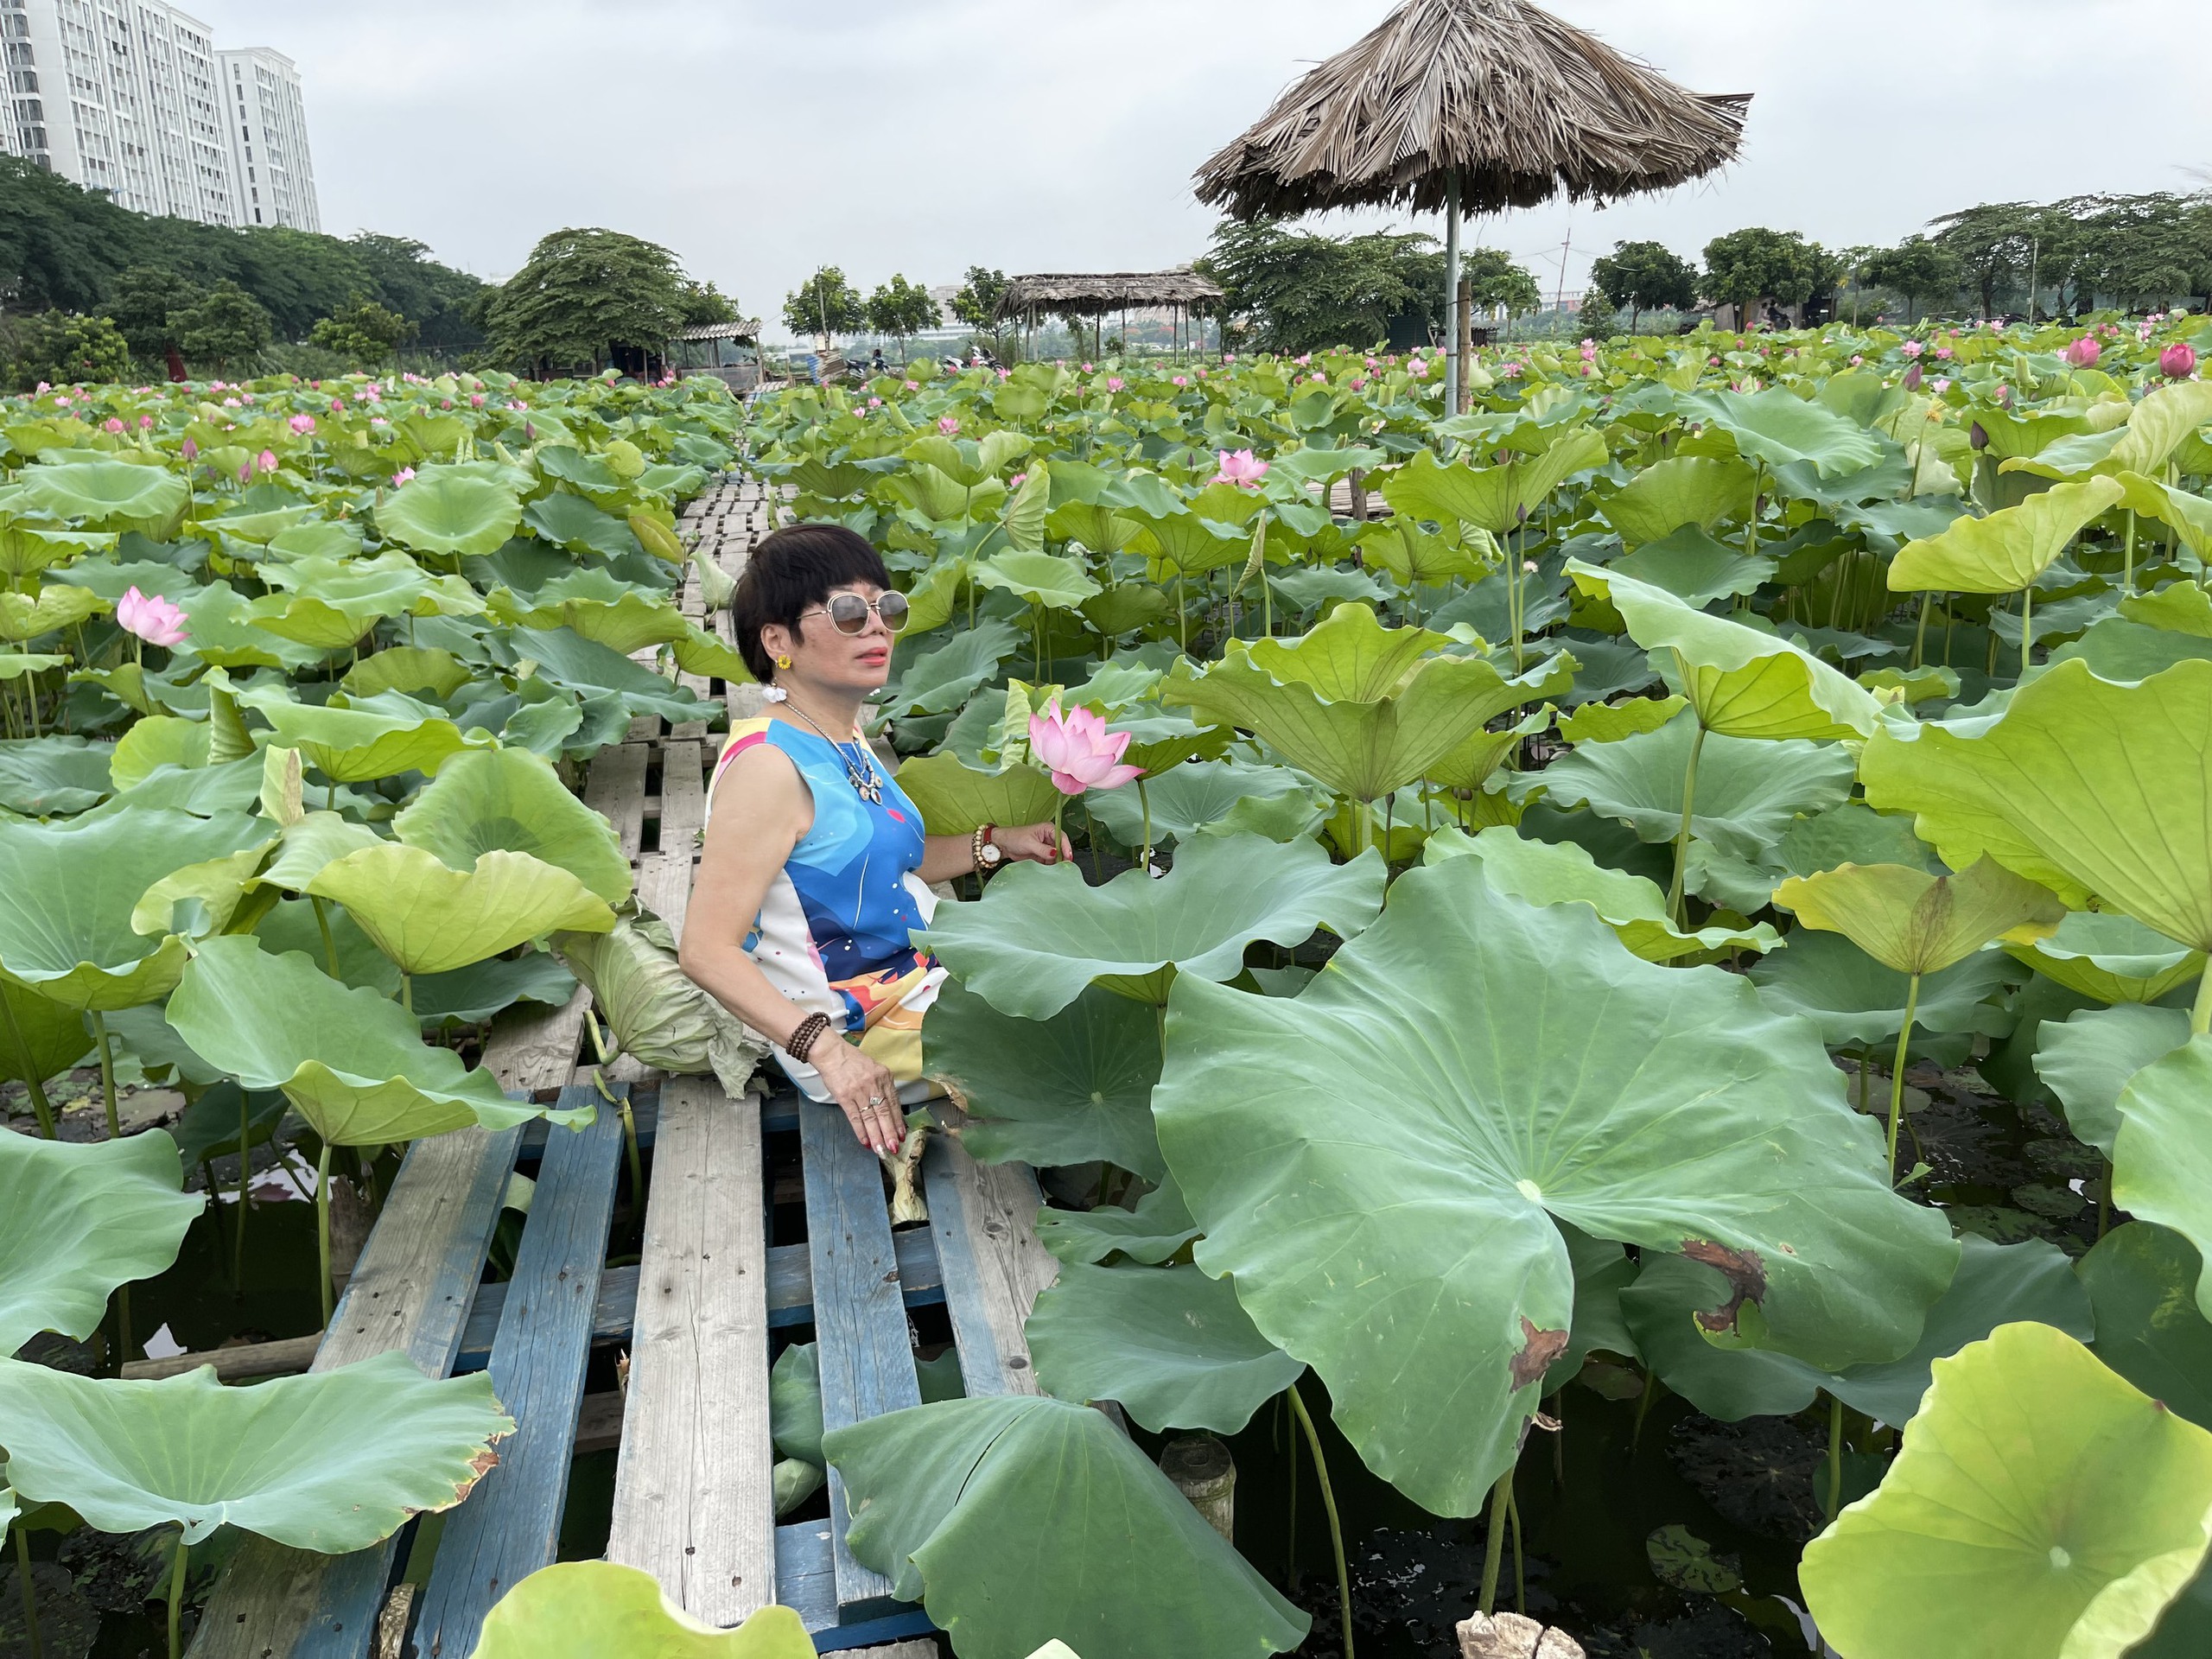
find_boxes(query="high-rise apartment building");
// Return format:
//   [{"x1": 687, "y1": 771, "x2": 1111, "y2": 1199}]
[{"x1": 0, "y1": 0, "x2": 318, "y2": 232}]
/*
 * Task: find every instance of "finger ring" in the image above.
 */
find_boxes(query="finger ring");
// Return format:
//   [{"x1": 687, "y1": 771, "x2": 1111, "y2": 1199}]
[{"x1": 868, "y1": 1094, "x2": 884, "y2": 1106}]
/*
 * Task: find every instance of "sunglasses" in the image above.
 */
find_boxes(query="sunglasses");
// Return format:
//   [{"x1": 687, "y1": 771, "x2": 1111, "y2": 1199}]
[{"x1": 801, "y1": 592, "x2": 910, "y2": 634}]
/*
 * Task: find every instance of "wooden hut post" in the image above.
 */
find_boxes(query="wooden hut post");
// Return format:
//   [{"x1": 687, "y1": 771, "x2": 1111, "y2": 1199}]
[{"x1": 1443, "y1": 166, "x2": 1462, "y2": 416}]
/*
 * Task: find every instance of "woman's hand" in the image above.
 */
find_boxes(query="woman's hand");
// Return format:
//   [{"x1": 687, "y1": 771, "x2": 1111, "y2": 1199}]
[
  {"x1": 812, "y1": 1036, "x2": 906, "y2": 1154},
  {"x1": 994, "y1": 822, "x2": 1074, "y2": 865}
]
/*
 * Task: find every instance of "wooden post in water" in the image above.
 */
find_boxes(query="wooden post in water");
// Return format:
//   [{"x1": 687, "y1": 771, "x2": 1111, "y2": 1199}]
[{"x1": 1160, "y1": 1433, "x2": 1236, "y2": 1541}]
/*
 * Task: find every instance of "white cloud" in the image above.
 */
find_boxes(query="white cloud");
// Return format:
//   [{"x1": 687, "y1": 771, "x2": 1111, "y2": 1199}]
[{"x1": 181, "y1": 0, "x2": 2212, "y2": 327}]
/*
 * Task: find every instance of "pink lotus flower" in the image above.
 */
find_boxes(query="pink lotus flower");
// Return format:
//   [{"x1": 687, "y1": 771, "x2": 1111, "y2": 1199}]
[
  {"x1": 118, "y1": 586, "x2": 188, "y2": 648},
  {"x1": 997, "y1": 368, "x2": 1011, "y2": 381},
  {"x1": 221, "y1": 397, "x2": 241, "y2": 409},
  {"x1": 1028, "y1": 702, "x2": 1141, "y2": 795},
  {"x1": 1172, "y1": 375, "x2": 1189, "y2": 387},
  {"x1": 1350, "y1": 376, "x2": 1368, "y2": 390},
  {"x1": 254, "y1": 449, "x2": 277, "y2": 474},
  {"x1": 1009, "y1": 473, "x2": 1027, "y2": 487},
  {"x1": 1934, "y1": 346, "x2": 1953, "y2": 360},
  {"x1": 103, "y1": 417, "x2": 124, "y2": 434},
  {"x1": 1931, "y1": 377, "x2": 1952, "y2": 394},
  {"x1": 1294, "y1": 353, "x2": 1312, "y2": 366},
  {"x1": 1106, "y1": 377, "x2": 1124, "y2": 392},
  {"x1": 181, "y1": 438, "x2": 198, "y2": 460},
  {"x1": 35, "y1": 382, "x2": 49, "y2": 393},
  {"x1": 1850, "y1": 354, "x2": 1865, "y2": 366},
  {"x1": 903, "y1": 379, "x2": 918, "y2": 391},
  {"x1": 868, "y1": 395, "x2": 884, "y2": 407},
  {"x1": 331, "y1": 397, "x2": 346, "y2": 416},
  {"x1": 1213, "y1": 448, "x2": 1268, "y2": 487},
  {"x1": 2161, "y1": 342, "x2": 2198, "y2": 378},
  {"x1": 2062, "y1": 336, "x2": 2101, "y2": 368},
  {"x1": 1081, "y1": 362, "x2": 1095, "y2": 372},
  {"x1": 393, "y1": 467, "x2": 417, "y2": 485},
  {"x1": 237, "y1": 463, "x2": 253, "y2": 483},
  {"x1": 471, "y1": 393, "x2": 486, "y2": 406},
  {"x1": 1901, "y1": 340, "x2": 1924, "y2": 359},
  {"x1": 289, "y1": 413, "x2": 316, "y2": 435},
  {"x1": 1904, "y1": 363, "x2": 1924, "y2": 391},
  {"x1": 138, "y1": 415, "x2": 153, "y2": 429},
  {"x1": 241, "y1": 392, "x2": 256, "y2": 404},
  {"x1": 938, "y1": 416, "x2": 961, "y2": 435},
  {"x1": 1503, "y1": 362, "x2": 1523, "y2": 377}
]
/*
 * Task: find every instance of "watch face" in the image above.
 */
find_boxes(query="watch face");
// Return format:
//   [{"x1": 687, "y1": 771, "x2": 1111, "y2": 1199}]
[{"x1": 979, "y1": 842, "x2": 1005, "y2": 866}]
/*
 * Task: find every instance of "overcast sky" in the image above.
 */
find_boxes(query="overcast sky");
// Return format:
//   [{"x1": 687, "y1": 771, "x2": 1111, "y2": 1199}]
[{"x1": 188, "y1": 0, "x2": 2209, "y2": 336}]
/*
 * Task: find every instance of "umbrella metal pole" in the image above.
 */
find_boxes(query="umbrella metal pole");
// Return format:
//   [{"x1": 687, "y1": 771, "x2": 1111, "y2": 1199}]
[{"x1": 1443, "y1": 168, "x2": 1462, "y2": 424}]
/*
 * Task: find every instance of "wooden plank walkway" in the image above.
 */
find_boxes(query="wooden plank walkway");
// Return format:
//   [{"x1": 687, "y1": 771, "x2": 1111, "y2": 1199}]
[{"x1": 186, "y1": 474, "x2": 1059, "y2": 1656}]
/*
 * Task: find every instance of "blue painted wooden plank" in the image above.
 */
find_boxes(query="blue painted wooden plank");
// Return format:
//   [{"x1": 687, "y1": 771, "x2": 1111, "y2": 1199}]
[
  {"x1": 921, "y1": 1135, "x2": 1051, "y2": 1400},
  {"x1": 448, "y1": 1232, "x2": 945, "y2": 1370},
  {"x1": 798, "y1": 1101, "x2": 922, "y2": 1624},
  {"x1": 773, "y1": 1524, "x2": 934, "y2": 1652},
  {"x1": 191, "y1": 1123, "x2": 524, "y2": 1659},
  {"x1": 410, "y1": 1085, "x2": 626, "y2": 1658}
]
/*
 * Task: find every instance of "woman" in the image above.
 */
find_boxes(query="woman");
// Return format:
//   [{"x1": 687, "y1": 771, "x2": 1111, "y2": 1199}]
[{"x1": 681, "y1": 523, "x2": 1071, "y2": 1154}]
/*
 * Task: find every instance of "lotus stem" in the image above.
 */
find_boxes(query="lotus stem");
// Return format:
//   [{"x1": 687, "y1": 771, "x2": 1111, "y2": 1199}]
[
  {"x1": 308, "y1": 896, "x2": 342, "y2": 979},
  {"x1": 315, "y1": 1141, "x2": 334, "y2": 1327},
  {"x1": 165, "y1": 1532, "x2": 188, "y2": 1659},
  {"x1": 1506, "y1": 1477, "x2": 1526, "y2": 1613},
  {"x1": 2019, "y1": 584, "x2": 2033, "y2": 679},
  {"x1": 1478, "y1": 1464, "x2": 1512, "y2": 1618},
  {"x1": 399, "y1": 974, "x2": 412, "y2": 1017},
  {"x1": 1911, "y1": 593, "x2": 1932, "y2": 671},
  {"x1": 1826, "y1": 1394, "x2": 1844, "y2": 1520},
  {"x1": 13, "y1": 1520, "x2": 41, "y2": 1659},
  {"x1": 2124, "y1": 510, "x2": 2138, "y2": 599},
  {"x1": 234, "y1": 1087, "x2": 252, "y2": 1286},
  {"x1": 1137, "y1": 778, "x2": 1153, "y2": 873},
  {"x1": 1666, "y1": 718, "x2": 1708, "y2": 926},
  {"x1": 2191, "y1": 965, "x2": 2212, "y2": 1038},
  {"x1": 0, "y1": 993, "x2": 57, "y2": 1138},
  {"x1": 89, "y1": 1010, "x2": 120, "y2": 1141},
  {"x1": 1283, "y1": 1392, "x2": 1300, "y2": 1589},
  {"x1": 1888, "y1": 974, "x2": 1923, "y2": 1173},
  {"x1": 1287, "y1": 1382, "x2": 1352, "y2": 1659}
]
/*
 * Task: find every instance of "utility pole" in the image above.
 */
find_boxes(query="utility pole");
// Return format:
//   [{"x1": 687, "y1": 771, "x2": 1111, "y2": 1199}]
[{"x1": 1555, "y1": 225, "x2": 1573, "y2": 317}]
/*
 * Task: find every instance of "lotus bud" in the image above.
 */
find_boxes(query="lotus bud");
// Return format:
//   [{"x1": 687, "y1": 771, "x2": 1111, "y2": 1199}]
[
  {"x1": 2062, "y1": 336, "x2": 2101, "y2": 368},
  {"x1": 1970, "y1": 422, "x2": 1988, "y2": 450},
  {"x1": 2161, "y1": 342, "x2": 2198, "y2": 379},
  {"x1": 1904, "y1": 362, "x2": 1924, "y2": 391}
]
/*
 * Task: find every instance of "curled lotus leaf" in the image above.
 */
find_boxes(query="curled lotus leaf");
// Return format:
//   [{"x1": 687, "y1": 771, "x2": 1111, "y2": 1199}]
[
  {"x1": 1747, "y1": 927, "x2": 2012, "y2": 1050},
  {"x1": 1676, "y1": 387, "x2": 1886, "y2": 480},
  {"x1": 920, "y1": 833, "x2": 1384, "y2": 1018},
  {"x1": 974, "y1": 550, "x2": 1102, "y2": 610},
  {"x1": 1153, "y1": 863, "x2": 1957, "y2": 1516},
  {"x1": 2032, "y1": 1004, "x2": 2191, "y2": 1155},
  {"x1": 1027, "y1": 1262, "x2": 1304, "y2": 1435},
  {"x1": 0, "y1": 1349, "x2": 512, "y2": 1550},
  {"x1": 238, "y1": 689, "x2": 480, "y2": 784},
  {"x1": 394, "y1": 747, "x2": 632, "y2": 905},
  {"x1": 0, "y1": 974, "x2": 87, "y2": 1087},
  {"x1": 1423, "y1": 824, "x2": 1779, "y2": 962},
  {"x1": 1889, "y1": 475, "x2": 2126, "y2": 594},
  {"x1": 1596, "y1": 454, "x2": 1758, "y2": 547},
  {"x1": 0, "y1": 1128, "x2": 200, "y2": 1357},
  {"x1": 2112, "y1": 1037, "x2": 2212, "y2": 1321},
  {"x1": 468, "y1": 1561, "x2": 817, "y2": 1657},
  {"x1": 1083, "y1": 760, "x2": 1329, "y2": 849},
  {"x1": 1800, "y1": 1322, "x2": 2212, "y2": 1659},
  {"x1": 824, "y1": 1395, "x2": 1308, "y2": 1659},
  {"x1": 1859, "y1": 659, "x2": 2212, "y2": 952},
  {"x1": 1033, "y1": 1174, "x2": 1199, "y2": 1268},
  {"x1": 553, "y1": 913, "x2": 765, "y2": 1099},
  {"x1": 374, "y1": 466, "x2": 523, "y2": 558},
  {"x1": 307, "y1": 844, "x2": 614, "y2": 976},
  {"x1": 1774, "y1": 856, "x2": 2067, "y2": 977},
  {"x1": 2005, "y1": 912, "x2": 2207, "y2": 1006},
  {"x1": 166, "y1": 935, "x2": 575, "y2": 1144}
]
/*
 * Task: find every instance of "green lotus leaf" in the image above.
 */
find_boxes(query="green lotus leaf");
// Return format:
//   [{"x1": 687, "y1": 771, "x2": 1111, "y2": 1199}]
[
  {"x1": 0, "y1": 973, "x2": 86, "y2": 1090},
  {"x1": 1859, "y1": 658, "x2": 2212, "y2": 949},
  {"x1": 250, "y1": 554, "x2": 483, "y2": 649},
  {"x1": 2078, "y1": 1224, "x2": 2212, "y2": 1432},
  {"x1": 1889, "y1": 475, "x2": 2126, "y2": 594},
  {"x1": 1028, "y1": 1262, "x2": 1303, "y2": 1435},
  {"x1": 0, "y1": 808, "x2": 264, "y2": 1010},
  {"x1": 1154, "y1": 865, "x2": 1957, "y2": 1515},
  {"x1": 0, "y1": 1349, "x2": 511, "y2": 1550},
  {"x1": 0, "y1": 650, "x2": 67, "y2": 682},
  {"x1": 975, "y1": 550, "x2": 1103, "y2": 610},
  {"x1": 1800, "y1": 1322, "x2": 2212, "y2": 1659},
  {"x1": 1774, "y1": 856, "x2": 2067, "y2": 977},
  {"x1": 771, "y1": 1341, "x2": 823, "y2": 1466},
  {"x1": 2113, "y1": 474, "x2": 2212, "y2": 563},
  {"x1": 1596, "y1": 454, "x2": 1758, "y2": 547},
  {"x1": 342, "y1": 645, "x2": 474, "y2": 702},
  {"x1": 1357, "y1": 519, "x2": 1493, "y2": 587},
  {"x1": 1033, "y1": 1174, "x2": 1200, "y2": 1268},
  {"x1": 2113, "y1": 1038, "x2": 2212, "y2": 1320},
  {"x1": 2120, "y1": 581, "x2": 2212, "y2": 639},
  {"x1": 1422, "y1": 825, "x2": 1778, "y2": 961},
  {"x1": 1380, "y1": 430, "x2": 1607, "y2": 536},
  {"x1": 166, "y1": 936, "x2": 569, "y2": 1143},
  {"x1": 0, "y1": 584, "x2": 102, "y2": 641},
  {"x1": 1555, "y1": 696, "x2": 1688, "y2": 746},
  {"x1": 824, "y1": 1395, "x2": 1308, "y2": 1659},
  {"x1": 394, "y1": 747, "x2": 631, "y2": 906},
  {"x1": 266, "y1": 519, "x2": 364, "y2": 563},
  {"x1": 496, "y1": 586, "x2": 686, "y2": 658},
  {"x1": 2107, "y1": 378, "x2": 2212, "y2": 478},
  {"x1": 892, "y1": 753, "x2": 1061, "y2": 838},
  {"x1": 307, "y1": 844, "x2": 614, "y2": 976},
  {"x1": 17, "y1": 459, "x2": 189, "y2": 532},
  {"x1": 508, "y1": 626, "x2": 708, "y2": 727},
  {"x1": 1625, "y1": 1236, "x2": 2092, "y2": 1426},
  {"x1": 921, "y1": 833, "x2": 1384, "y2": 1017},
  {"x1": 1045, "y1": 500, "x2": 1143, "y2": 558},
  {"x1": 1535, "y1": 712, "x2": 1855, "y2": 861},
  {"x1": 1778, "y1": 801, "x2": 1936, "y2": 876},
  {"x1": 375, "y1": 467, "x2": 523, "y2": 558},
  {"x1": 92, "y1": 757, "x2": 262, "y2": 820},
  {"x1": 468, "y1": 1561, "x2": 817, "y2": 1657},
  {"x1": 925, "y1": 977, "x2": 1163, "y2": 1178},
  {"x1": 2005, "y1": 912, "x2": 2207, "y2": 1005},
  {"x1": 1676, "y1": 387, "x2": 1885, "y2": 479},
  {"x1": 1608, "y1": 525, "x2": 1776, "y2": 608},
  {"x1": 1162, "y1": 604, "x2": 1561, "y2": 803},
  {"x1": 1566, "y1": 563, "x2": 1880, "y2": 740},
  {"x1": 553, "y1": 916, "x2": 763, "y2": 1098},
  {"x1": 2032, "y1": 1004, "x2": 2192, "y2": 1154},
  {"x1": 174, "y1": 583, "x2": 329, "y2": 672},
  {"x1": 880, "y1": 620, "x2": 1020, "y2": 719},
  {"x1": 109, "y1": 715, "x2": 213, "y2": 795},
  {"x1": 0, "y1": 736, "x2": 111, "y2": 816},
  {"x1": 130, "y1": 837, "x2": 276, "y2": 938},
  {"x1": 412, "y1": 951, "x2": 577, "y2": 1029},
  {"x1": 1128, "y1": 511, "x2": 1243, "y2": 575},
  {"x1": 238, "y1": 689, "x2": 478, "y2": 784},
  {"x1": 0, "y1": 1129, "x2": 200, "y2": 1356},
  {"x1": 1084, "y1": 760, "x2": 1329, "y2": 849},
  {"x1": 1748, "y1": 928, "x2": 2012, "y2": 1049},
  {"x1": 521, "y1": 491, "x2": 640, "y2": 559},
  {"x1": 249, "y1": 811, "x2": 387, "y2": 895}
]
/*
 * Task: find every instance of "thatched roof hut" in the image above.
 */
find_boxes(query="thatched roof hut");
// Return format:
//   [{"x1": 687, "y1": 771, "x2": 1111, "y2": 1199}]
[
  {"x1": 1193, "y1": 0, "x2": 1748, "y2": 219},
  {"x1": 996, "y1": 270, "x2": 1225, "y2": 320}
]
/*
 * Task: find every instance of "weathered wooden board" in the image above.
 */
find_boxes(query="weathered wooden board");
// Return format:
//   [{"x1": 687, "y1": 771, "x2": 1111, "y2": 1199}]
[{"x1": 922, "y1": 1134, "x2": 1058, "y2": 1398}]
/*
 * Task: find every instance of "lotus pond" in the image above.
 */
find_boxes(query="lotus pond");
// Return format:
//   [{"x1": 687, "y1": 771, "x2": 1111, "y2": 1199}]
[{"x1": 5, "y1": 312, "x2": 2212, "y2": 1659}]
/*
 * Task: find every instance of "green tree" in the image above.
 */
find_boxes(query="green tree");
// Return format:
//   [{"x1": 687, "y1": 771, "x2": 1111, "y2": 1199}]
[
  {"x1": 1460, "y1": 247, "x2": 1543, "y2": 318},
  {"x1": 1700, "y1": 227, "x2": 1830, "y2": 325},
  {"x1": 308, "y1": 294, "x2": 418, "y2": 365},
  {"x1": 1862, "y1": 237, "x2": 1964, "y2": 322},
  {"x1": 3, "y1": 310, "x2": 130, "y2": 390},
  {"x1": 173, "y1": 280, "x2": 273, "y2": 372},
  {"x1": 103, "y1": 264, "x2": 203, "y2": 372},
  {"x1": 950, "y1": 266, "x2": 1008, "y2": 330},
  {"x1": 782, "y1": 266, "x2": 866, "y2": 344},
  {"x1": 864, "y1": 274, "x2": 941, "y2": 363},
  {"x1": 1833, "y1": 245, "x2": 1885, "y2": 327},
  {"x1": 681, "y1": 280, "x2": 741, "y2": 327},
  {"x1": 1585, "y1": 239, "x2": 1697, "y2": 333},
  {"x1": 483, "y1": 227, "x2": 690, "y2": 376},
  {"x1": 1930, "y1": 202, "x2": 2037, "y2": 318},
  {"x1": 1198, "y1": 219, "x2": 1443, "y2": 353}
]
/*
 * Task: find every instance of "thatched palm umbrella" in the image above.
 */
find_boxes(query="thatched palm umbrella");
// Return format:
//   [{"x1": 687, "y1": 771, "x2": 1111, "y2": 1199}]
[{"x1": 1195, "y1": 0, "x2": 1749, "y2": 404}]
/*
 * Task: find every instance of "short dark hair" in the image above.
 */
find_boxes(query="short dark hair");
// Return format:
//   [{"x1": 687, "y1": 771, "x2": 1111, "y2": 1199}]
[{"x1": 728, "y1": 522, "x2": 893, "y2": 682}]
